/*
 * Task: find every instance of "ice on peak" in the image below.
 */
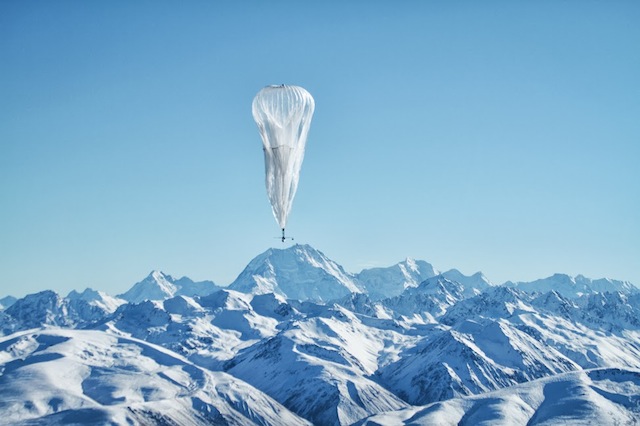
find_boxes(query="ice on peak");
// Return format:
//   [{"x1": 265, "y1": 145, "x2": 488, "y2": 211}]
[
  {"x1": 404, "y1": 258, "x2": 419, "y2": 273},
  {"x1": 149, "y1": 269, "x2": 174, "y2": 282}
]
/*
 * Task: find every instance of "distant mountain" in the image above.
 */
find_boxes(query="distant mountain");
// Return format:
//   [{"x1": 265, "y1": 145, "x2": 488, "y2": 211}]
[
  {"x1": 4, "y1": 290, "x2": 72, "y2": 329},
  {"x1": 228, "y1": 244, "x2": 363, "y2": 301},
  {"x1": 357, "y1": 258, "x2": 437, "y2": 300},
  {"x1": 3, "y1": 289, "x2": 124, "y2": 332},
  {"x1": 440, "y1": 269, "x2": 492, "y2": 295},
  {"x1": 118, "y1": 270, "x2": 218, "y2": 303},
  {"x1": 440, "y1": 286, "x2": 535, "y2": 326},
  {"x1": 0, "y1": 295, "x2": 17, "y2": 310},
  {"x1": 578, "y1": 291, "x2": 640, "y2": 331},
  {"x1": 377, "y1": 270, "x2": 492, "y2": 322},
  {"x1": 382, "y1": 275, "x2": 465, "y2": 320},
  {"x1": 504, "y1": 273, "x2": 637, "y2": 298},
  {"x1": 334, "y1": 292, "x2": 394, "y2": 319},
  {"x1": 174, "y1": 275, "x2": 220, "y2": 297},
  {"x1": 67, "y1": 287, "x2": 124, "y2": 313}
]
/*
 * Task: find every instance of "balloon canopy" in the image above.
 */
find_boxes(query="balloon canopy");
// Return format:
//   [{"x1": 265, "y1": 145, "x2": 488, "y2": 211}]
[{"x1": 252, "y1": 85, "x2": 315, "y2": 231}]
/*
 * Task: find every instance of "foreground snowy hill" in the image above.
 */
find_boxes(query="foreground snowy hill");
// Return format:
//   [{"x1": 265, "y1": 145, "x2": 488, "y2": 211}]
[
  {"x1": 0, "y1": 244, "x2": 638, "y2": 425},
  {"x1": 0, "y1": 328, "x2": 309, "y2": 425},
  {"x1": 360, "y1": 368, "x2": 640, "y2": 425}
]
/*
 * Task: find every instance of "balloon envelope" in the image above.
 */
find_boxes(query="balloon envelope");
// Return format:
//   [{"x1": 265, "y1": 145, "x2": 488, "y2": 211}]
[{"x1": 252, "y1": 85, "x2": 315, "y2": 229}]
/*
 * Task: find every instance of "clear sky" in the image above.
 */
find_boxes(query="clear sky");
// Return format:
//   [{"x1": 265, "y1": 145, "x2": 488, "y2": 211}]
[{"x1": 1, "y1": 1, "x2": 639, "y2": 298}]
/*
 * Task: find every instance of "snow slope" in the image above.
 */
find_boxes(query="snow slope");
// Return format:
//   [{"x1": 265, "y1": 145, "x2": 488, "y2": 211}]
[
  {"x1": 225, "y1": 305, "x2": 411, "y2": 425},
  {"x1": 0, "y1": 328, "x2": 309, "y2": 425},
  {"x1": 360, "y1": 368, "x2": 640, "y2": 425}
]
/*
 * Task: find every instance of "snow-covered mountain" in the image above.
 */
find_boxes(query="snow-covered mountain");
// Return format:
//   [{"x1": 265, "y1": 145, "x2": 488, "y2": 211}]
[
  {"x1": 228, "y1": 244, "x2": 363, "y2": 301},
  {"x1": 224, "y1": 306, "x2": 409, "y2": 425},
  {"x1": 441, "y1": 269, "x2": 492, "y2": 294},
  {"x1": 2, "y1": 288, "x2": 125, "y2": 334},
  {"x1": 4, "y1": 290, "x2": 72, "y2": 329},
  {"x1": 361, "y1": 368, "x2": 640, "y2": 425},
  {"x1": 1, "y1": 244, "x2": 638, "y2": 425},
  {"x1": 505, "y1": 273, "x2": 637, "y2": 298},
  {"x1": 67, "y1": 288, "x2": 123, "y2": 310},
  {"x1": 0, "y1": 296, "x2": 16, "y2": 310},
  {"x1": 382, "y1": 273, "x2": 491, "y2": 321},
  {"x1": 118, "y1": 270, "x2": 219, "y2": 303},
  {"x1": 357, "y1": 258, "x2": 437, "y2": 300},
  {"x1": 376, "y1": 320, "x2": 578, "y2": 406},
  {"x1": 0, "y1": 328, "x2": 310, "y2": 425}
]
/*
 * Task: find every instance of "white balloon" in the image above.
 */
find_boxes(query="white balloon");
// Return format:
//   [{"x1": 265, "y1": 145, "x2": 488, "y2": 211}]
[{"x1": 252, "y1": 85, "x2": 315, "y2": 232}]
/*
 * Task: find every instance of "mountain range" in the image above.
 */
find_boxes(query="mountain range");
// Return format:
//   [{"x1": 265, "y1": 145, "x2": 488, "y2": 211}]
[{"x1": 1, "y1": 244, "x2": 638, "y2": 425}]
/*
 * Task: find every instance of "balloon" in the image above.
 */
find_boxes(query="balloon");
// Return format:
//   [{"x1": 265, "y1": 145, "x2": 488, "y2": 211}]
[{"x1": 252, "y1": 85, "x2": 315, "y2": 235}]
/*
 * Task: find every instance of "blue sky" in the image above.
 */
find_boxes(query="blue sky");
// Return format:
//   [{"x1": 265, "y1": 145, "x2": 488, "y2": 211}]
[{"x1": 1, "y1": 1, "x2": 639, "y2": 297}]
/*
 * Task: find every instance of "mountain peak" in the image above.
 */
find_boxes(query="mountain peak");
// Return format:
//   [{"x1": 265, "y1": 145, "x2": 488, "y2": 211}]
[
  {"x1": 67, "y1": 287, "x2": 102, "y2": 300},
  {"x1": 228, "y1": 244, "x2": 362, "y2": 302},
  {"x1": 0, "y1": 295, "x2": 17, "y2": 310},
  {"x1": 4, "y1": 290, "x2": 68, "y2": 328},
  {"x1": 117, "y1": 270, "x2": 217, "y2": 303},
  {"x1": 149, "y1": 269, "x2": 174, "y2": 281},
  {"x1": 117, "y1": 271, "x2": 178, "y2": 303}
]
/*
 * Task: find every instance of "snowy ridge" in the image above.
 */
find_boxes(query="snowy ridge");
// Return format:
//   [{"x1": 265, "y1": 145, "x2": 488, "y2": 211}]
[
  {"x1": 1, "y1": 244, "x2": 639, "y2": 425},
  {"x1": 118, "y1": 270, "x2": 218, "y2": 303},
  {"x1": 224, "y1": 305, "x2": 410, "y2": 425},
  {"x1": 67, "y1": 288, "x2": 123, "y2": 308},
  {"x1": 505, "y1": 273, "x2": 637, "y2": 298}
]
